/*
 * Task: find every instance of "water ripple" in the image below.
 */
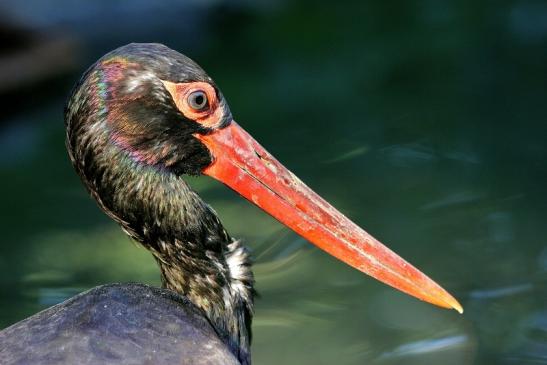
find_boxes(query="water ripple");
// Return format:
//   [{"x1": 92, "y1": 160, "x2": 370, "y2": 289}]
[{"x1": 378, "y1": 334, "x2": 469, "y2": 358}]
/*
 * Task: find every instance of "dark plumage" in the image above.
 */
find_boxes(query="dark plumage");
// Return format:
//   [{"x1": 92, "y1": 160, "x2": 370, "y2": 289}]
[{"x1": 0, "y1": 284, "x2": 239, "y2": 365}]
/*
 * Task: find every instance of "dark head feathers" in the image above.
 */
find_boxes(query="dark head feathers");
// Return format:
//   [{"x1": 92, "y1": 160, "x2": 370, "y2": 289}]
[
  {"x1": 65, "y1": 43, "x2": 233, "y2": 176},
  {"x1": 103, "y1": 43, "x2": 213, "y2": 84}
]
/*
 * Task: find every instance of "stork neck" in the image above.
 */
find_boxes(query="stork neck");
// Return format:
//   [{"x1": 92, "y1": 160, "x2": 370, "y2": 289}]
[
  {"x1": 126, "y1": 168, "x2": 253, "y2": 363},
  {"x1": 159, "y1": 237, "x2": 254, "y2": 364},
  {"x1": 72, "y1": 142, "x2": 254, "y2": 363}
]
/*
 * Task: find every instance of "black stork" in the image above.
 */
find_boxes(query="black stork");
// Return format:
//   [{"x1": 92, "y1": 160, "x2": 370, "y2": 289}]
[{"x1": 0, "y1": 43, "x2": 462, "y2": 365}]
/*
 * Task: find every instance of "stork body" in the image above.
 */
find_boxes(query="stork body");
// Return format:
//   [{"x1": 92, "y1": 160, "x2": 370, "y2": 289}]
[{"x1": 0, "y1": 284, "x2": 240, "y2": 364}]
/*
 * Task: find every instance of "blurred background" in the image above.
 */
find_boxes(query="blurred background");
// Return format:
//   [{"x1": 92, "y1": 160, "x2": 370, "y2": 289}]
[{"x1": 0, "y1": 1, "x2": 546, "y2": 364}]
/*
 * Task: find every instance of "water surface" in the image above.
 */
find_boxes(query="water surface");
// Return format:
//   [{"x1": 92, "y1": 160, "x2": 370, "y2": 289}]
[{"x1": 0, "y1": 1, "x2": 546, "y2": 364}]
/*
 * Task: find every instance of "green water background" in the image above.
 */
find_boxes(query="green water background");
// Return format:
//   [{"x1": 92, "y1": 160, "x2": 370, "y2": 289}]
[{"x1": 0, "y1": 1, "x2": 546, "y2": 364}]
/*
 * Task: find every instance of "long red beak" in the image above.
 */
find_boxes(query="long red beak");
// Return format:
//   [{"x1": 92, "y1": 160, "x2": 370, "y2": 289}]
[{"x1": 197, "y1": 122, "x2": 463, "y2": 313}]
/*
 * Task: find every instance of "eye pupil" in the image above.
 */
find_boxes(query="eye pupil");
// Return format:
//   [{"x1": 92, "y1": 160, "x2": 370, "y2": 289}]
[{"x1": 188, "y1": 91, "x2": 208, "y2": 110}]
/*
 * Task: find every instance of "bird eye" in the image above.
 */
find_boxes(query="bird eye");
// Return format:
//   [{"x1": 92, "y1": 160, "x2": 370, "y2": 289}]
[{"x1": 187, "y1": 90, "x2": 208, "y2": 111}]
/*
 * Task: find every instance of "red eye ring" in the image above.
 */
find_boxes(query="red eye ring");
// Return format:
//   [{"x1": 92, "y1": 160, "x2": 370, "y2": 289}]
[{"x1": 162, "y1": 80, "x2": 224, "y2": 129}]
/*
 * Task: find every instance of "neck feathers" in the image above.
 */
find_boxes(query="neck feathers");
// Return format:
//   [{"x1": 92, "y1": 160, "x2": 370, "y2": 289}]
[{"x1": 160, "y1": 237, "x2": 254, "y2": 363}]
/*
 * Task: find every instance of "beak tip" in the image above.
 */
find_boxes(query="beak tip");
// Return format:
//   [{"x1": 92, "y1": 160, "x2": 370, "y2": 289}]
[
  {"x1": 453, "y1": 302, "x2": 464, "y2": 314},
  {"x1": 422, "y1": 284, "x2": 463, "y2": 314},
  {"x1": 442, "y1": 294, "x2": 463, "y2": 314}
]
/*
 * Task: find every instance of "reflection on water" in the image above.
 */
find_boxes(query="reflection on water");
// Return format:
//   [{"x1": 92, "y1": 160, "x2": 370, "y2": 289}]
[
  {"x1": 377, "y1": 335, "x2": 471, "y2": 362},
  {"x1": 502, "y1": 310, "x2": 547, "y2": 365},
  {"x1": 469, "y1": 283, "x2": 534, "y2": 300},
  {"x1": 324, "y1": 145, "x2": 369, "y2": 164},
  {"x1": 420, "y1": 191, "x2": 484, "y2": 211},
  {"x1": 1, "y1": 1, "x2": 546, "y2": 364},
  {"x1": 380, "y1": 143, "x2": 438, "y2": 167},
  {"x1": 37, "y1": 287, "x2": 83, "y2": 306}
]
